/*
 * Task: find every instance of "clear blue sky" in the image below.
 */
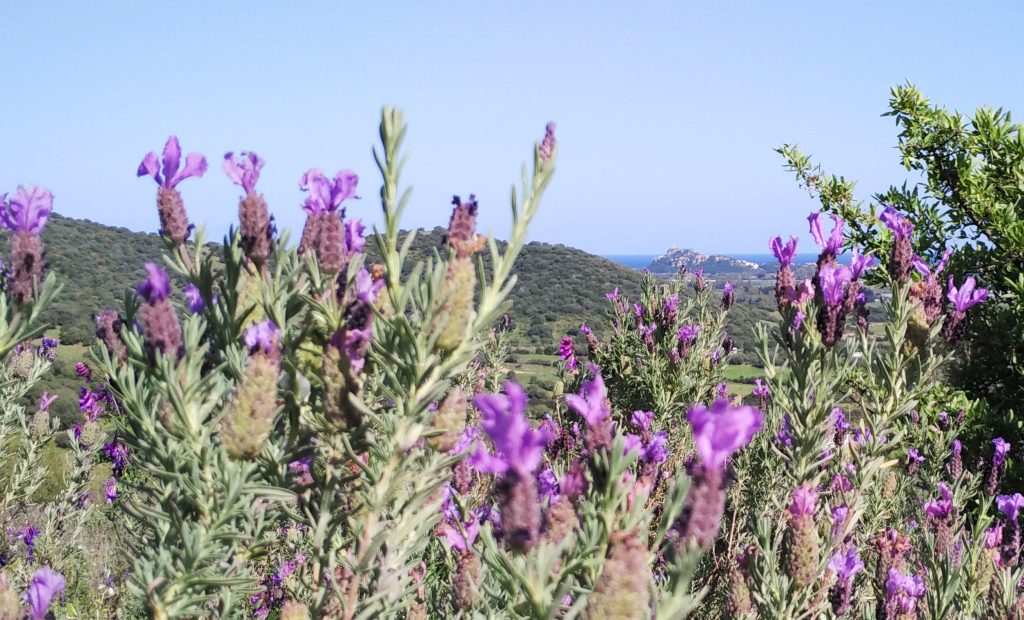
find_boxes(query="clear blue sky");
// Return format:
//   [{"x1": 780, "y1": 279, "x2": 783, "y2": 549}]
[{"x1": 2, "y1": 2, "x2": 1024, "y2": 254}]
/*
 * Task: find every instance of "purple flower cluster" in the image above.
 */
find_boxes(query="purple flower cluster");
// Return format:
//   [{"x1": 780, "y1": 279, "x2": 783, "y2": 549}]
[{"x1": 1, "y1": 185, "x2": 53, "y2": 303}]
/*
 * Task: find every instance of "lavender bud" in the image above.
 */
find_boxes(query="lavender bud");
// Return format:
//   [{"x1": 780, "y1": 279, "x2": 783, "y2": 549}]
[
  {"x1": 498, "y1": 470, "x2": 541, "y2": 553},
  {"x1": 0, "y1": 574, "x2": 18, "y2": 620},
  {"x1": 435, "y1": 258, "x2": 475, "y2": 352},
  {"x1": 315, "y1": 212, "x2": 346, "y2": 275},
  {"x1": 453, "y1": 551, "x2": 482, "y2": 611},
  {"x1": 890, "y1": 233, "x2": 913, "y2": 283},
  {"x1": 238, "y1": 192, "x2": 274, "y2": 268},
  {"x1": 585, "y1": 529, "x2": 650, "y2": 619},
  {"x1": 785, "y1": 484, "x2": 820, "y2": 589},
  {"x1": 138, "y1": 298, "x2": 184, "y2": 361},
  {"x1": 279, "y1": 602, "x2": 311, "y2": 620},
  {"x1": 220, "y1": 352, "x2": 280, "y2": 459},
  {"x1": 94, "y1": 309, "x2": 127, "y2": 363},
  {"x1": 675, "y1": 465, "x2": 728, "y2": 550},
  {"x1": 428, "y1": 388, "x2": 467, "y2": 453},
  {"x1": 8, "y1": 232, "x2": 46, "y2": 304},
  {"x1": 775, "y1": 265, "x2": 796, "y2": 311},
  {"x1": 542, "y1": 495, "x2": 578, "y2": 545},
  {"x1": 323, "y1": 329, "x2": 363, "y2": 431},
  {"x1": 156, "y1": 186, "x2": 191, "y2": 245}
]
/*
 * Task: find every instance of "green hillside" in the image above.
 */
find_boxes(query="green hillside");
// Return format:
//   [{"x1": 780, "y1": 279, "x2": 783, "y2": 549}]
[{"x1": 2, "y1": 215, "x2": 776, "y2": 362}]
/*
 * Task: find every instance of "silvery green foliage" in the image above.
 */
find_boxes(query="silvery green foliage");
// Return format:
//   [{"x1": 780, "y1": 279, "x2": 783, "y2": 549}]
[
  {"x1": 0, "y1": 263, "x2": 116, "y2": 617},
  {"x1": 97, "y1": 108, "x2": 558, "y2": 618},
  {"x1": 728, "y1": 218, "x2": 1014, "y2": 617},
  {"x1": 582, "y1": 272, "x2": 731, "y2": 426}
]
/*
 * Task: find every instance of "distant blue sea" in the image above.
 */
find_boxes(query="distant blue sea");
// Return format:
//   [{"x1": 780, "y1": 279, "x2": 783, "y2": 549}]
[
  {"x1": 603, "y1": 252, "x2": 849, "y2": 270},
  {"x1": 602, "y1": 255, "x2": 658, "y2": 269}
]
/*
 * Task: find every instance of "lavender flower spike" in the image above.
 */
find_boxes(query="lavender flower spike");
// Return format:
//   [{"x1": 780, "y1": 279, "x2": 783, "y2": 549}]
[
  {"x1": 0, "y1": 185, "x2": 52, "y2": 235},
  {"x1": 137, "y1": 136, "x2": 208, "y2": 188},
  {"x1": 687, "y1": 399, "x2": 763, "y2": 469},
  {"x1": 223, "y1": 151, "x2": 264, "y2": 194},
  {"x1": 26, "y1": 566, "x2": 65, "y2": 620}
]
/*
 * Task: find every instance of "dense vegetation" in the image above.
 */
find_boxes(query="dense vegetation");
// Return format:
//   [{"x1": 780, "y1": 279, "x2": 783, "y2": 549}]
[{"x1": 5, "y1": 92, "x2": 1020, "y2": 619}]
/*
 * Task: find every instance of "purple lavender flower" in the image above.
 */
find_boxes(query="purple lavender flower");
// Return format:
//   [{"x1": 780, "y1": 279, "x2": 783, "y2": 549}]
[
  {"x1": 138, "y1": 136, "x2": 207, "y2": 188},
  {"x1": 994, "y1": 438, "x2": 1011, "y2": 466},
  {"x1": 538, "y1": 122, "x2": 557, "y2": 162},
  {"x1": 829, "y1": 545, "x2": 864, "y2": 580},
  {"x1": 565, "y1": 363, "x2": 611, "y2": 427},
  {"x1": 38, "y1": 392, "x2": 57, "y2": 413},
  {"x1": 579, "y1": 323, "x2": 592, "y2": 335},
  {"x1": 0, "y1": 185, "x2": 52, "y2": 235},
  {"x1": 879, "y1": 207, "x2": 915, "y2": 282},
  {"x1": 605, "y1": 288, "x2": 619, "y2": 302},
  {"x1": 135, "y1": 262, "x2": 171, "y2": 303},
  {"x1": 641, "y1": 432, "x2": 669, "y2": 464},
  {"x1": 879, "y1": 206, "x2": 914, "y2": 237},
  {"x1": 788, "y1": 483, "x2": 818, "y2": 517},
  {"x1": 818, "y1": 263, "x2": 852, "y2": 306},
  {"x1": 752, "y1": 379, "x2": 769, "y2": 409},
  {"x1": 299, "y1": 168, "x2": 359, "y2": 213},
  {"x1": 997, "y1": 494, "x2": 1024, "y2": 522},
  {"x1": 244, "y1": 320, "x2": 281, "y2": 356},
  {"x1": 183, "y1": 283, "x2": 206, "y2": 314},
  {"x1": 79, "y1": 387, "x2": 102, "y2": 421},
  {"x1": 986, "y1": 438, "x2": 1012, "y2": 494},
  {"x1": 559, "y1": 337, "x2": 577, "y2": 370},
  {"x1": 471, "y1": 382, "x2": 551, "y2": 475},
  {"x1": 947, "y1": 276, "x2": 989, "y2": 313},
  {"x1": 104, "y1": 477, "x2": 118, "y2": 502},
  {"x1": 440, "y1": 511, "x2": 481, "y2": 553},
  {"x1": 831, "y1": 504, "x2": 850, "y2": 540},
  {"x1": 885, "y1": 569, "x2": 925, "y2": 616},
  {"x1": 775, "y1": 414, "x2": 794, "y2": 447},
  {"x1": 677, "y1": 324, "x2": 701, "y2": 347},
  {"x1": 849, "y1": 248, "x2": 879, "y2": 280},
  {"x1": 906, "y1": 448, "x2": 925, "y2": 474},
  {"x1": 828, "y1": 545, "x2": 863, "y2": 615},
  {"x1": 631, "y1": 410, "x2": 654, "y2": 432},
  {"x1": 808, "y1": 212, "x2": 844, "y2": 257},
  {"x1": 20, "y1": 525, "x2": 39, "y2": 558},
  {"x1": 223, "y1": 151, "x2": 264, "y2": 194},
  {"x1": 923, "y1": 483, "x2": 954, "y2": 520},
  {"x1": 104, "y1": 437, "x2": 130, "y2": 477},
  {"x1": 793, "y1": 311, "x2": 806, "y2": 331},
  {"x1": 687, "y1": 399, "x2": 763, "y2": 469},
  {"x1": 832, "y1": 407, "x2": 851, "y2": 442},
  {"x1": 75, "y1": 361, "x2": 92, "y2": 381},
  {"x1": 538, "y1": 468, "x2": 559, "y2": 503},
  {"x1": 948, "y1": 439, "x2": 963, "y2": 478},
  {"x1": 26, "y1": 566, "x2": 65, "y2": 620},
  {"x1": 769, "y1": 235, "x2": 798, "y2": 266},
  {"x1": 722, "y1": 281, "x2": 735, "y2": 309}
]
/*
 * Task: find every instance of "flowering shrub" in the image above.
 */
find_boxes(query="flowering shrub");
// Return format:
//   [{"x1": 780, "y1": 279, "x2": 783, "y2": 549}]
[{"x1": 3, "y1": 102, "x2": 1024, "y2": 619}]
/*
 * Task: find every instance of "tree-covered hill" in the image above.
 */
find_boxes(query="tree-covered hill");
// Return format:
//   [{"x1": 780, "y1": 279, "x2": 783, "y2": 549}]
[{"x1": 1, "y1": 214, "x2": 777, "y2": 359}]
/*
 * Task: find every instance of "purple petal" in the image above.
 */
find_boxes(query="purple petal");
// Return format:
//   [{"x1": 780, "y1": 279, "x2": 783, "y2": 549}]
[
  {"x1": 161, "y1": 136, "x2": 182, "y2": 185},
  {"x1": 169, "y1": 152, "x2": 208, "y2": 187}
]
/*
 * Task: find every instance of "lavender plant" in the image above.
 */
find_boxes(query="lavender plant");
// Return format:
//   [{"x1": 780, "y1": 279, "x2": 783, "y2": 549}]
[{"x1": 92, "y1": 110, "x2": 562, "y2": 618}]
